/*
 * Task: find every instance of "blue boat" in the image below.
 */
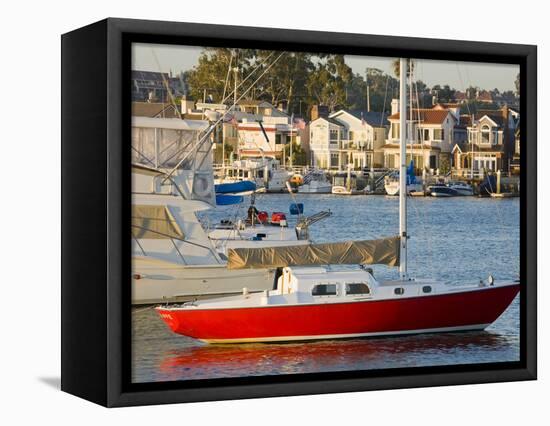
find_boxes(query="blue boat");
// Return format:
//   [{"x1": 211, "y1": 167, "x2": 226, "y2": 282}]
[
  {"x1": 215, "y1": 194, "x2": 244, "y2": 205},
  {"x1": 289, "y1": 203, "x2": 304, "y2": 215},
  {"x1": 214, "y1": 180, "x2": 257, "y2": 194}
]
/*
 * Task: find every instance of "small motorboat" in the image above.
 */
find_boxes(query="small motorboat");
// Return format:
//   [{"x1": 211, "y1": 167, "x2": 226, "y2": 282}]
[
  {"x1": 331, "y1": 186, "x2": 364, "y2": 195},
  {"x1": 490, "y1": 192, "x2": 515, "y2": 198},
  {"x1": 448, "y1": 181, "x2": 474, "y2": 196},
  {"x1": 384, "y1": 161, "x2": 422, "y2": 196},
  {"x1": 157, "y1": 263, "x2": 519, "y2": 343},
  {"x1": 331, "y1": 164, "x2": 364, "y2": 195},
  {"x1": 428, "y1": 183, "x2": 458, "y2": 197},
  {"x1": 298, "y1": 170, "x2": 332, "y2": 193}
]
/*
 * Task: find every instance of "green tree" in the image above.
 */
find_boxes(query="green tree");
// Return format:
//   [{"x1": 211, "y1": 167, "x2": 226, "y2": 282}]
[
  {"x1": 432, "y1": 84, "x2": 456, "y2": 103},
  {"x1": 186, "y1": 48, "x2": 255, "y2": 104},
  {"x1": 253, "y1": 51, "x2": 313, "y2": 113},
  {"x1": 283, "y1": 141, "x2": 306, "y2": 166},
  {"x1": 306, "y1": 54, "x2": 353, "y2": 112}
]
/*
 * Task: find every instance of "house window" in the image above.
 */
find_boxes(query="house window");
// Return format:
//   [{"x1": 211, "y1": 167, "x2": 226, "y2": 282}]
[
  {"x1": 312, "y1": 284, "x2": 337, "y2": 296},
  {"x1": 434, "y1": 129, "x2": 444, "y2": 140},
  {"x1": 330, "y1": 129, "x2": 339, "y2": 143},
  {"x1": 345, "y1": 283, "x2": 371, "y2": 295},
  {"x1": 348, "y1": 131, "x2": 354, "y2": 141},
  {"x1": 481, "y1": 125, "x2": 490, "y2": 144},
  {"x1": 275, "y1": 134, "x2": 282, "y2": 145},
  {"x1": 330, "y1": 153, "x2": 339, "y2": 168},
  {"x1": 423, "y1": 129, "x2": 430, "y2": 141},
  {"x1": 392, "y1": 123, "x2": 400, "y2": 139}
]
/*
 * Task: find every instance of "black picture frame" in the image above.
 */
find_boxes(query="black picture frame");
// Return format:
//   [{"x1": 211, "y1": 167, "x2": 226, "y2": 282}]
[{"x1": 61, "y1": 17, "x2": 537, "y2": 407}]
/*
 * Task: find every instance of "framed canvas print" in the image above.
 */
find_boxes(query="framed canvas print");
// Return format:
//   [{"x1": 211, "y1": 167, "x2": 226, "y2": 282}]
[{"x1": 61, "y1": 18, "x2": 537, "y2": 407}]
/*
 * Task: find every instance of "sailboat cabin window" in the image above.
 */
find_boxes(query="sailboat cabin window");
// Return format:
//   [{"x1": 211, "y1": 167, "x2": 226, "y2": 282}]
[
  {"x1": 345, "y1": 283, "x2": 370, "y2": 295},
  {"x1": 312, "y1": 284, "x2": 337, "y2": 297}
]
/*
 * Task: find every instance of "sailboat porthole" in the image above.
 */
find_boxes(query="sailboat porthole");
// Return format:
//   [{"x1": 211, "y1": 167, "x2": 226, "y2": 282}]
[
  {"x1": 394, "y1": 287, "x2": 405, "y2": 295},
  {"x1": 422, "y1": 286, "x2": 432, "y2": 293}
]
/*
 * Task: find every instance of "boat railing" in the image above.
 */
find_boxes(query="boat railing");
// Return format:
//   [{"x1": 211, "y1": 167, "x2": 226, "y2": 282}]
[
  {"x1": 302, "y1": 169, "x2": 326, "y2": 185},
  {"x1": 376, "y1": 169, "x2": 396, "y2": 188},
  {"x1": 450, "y1": 169, "x2": 506, "y2": 180},
  {"x1": 132, "y1": 225, "x2": 223, "y2": 265}
]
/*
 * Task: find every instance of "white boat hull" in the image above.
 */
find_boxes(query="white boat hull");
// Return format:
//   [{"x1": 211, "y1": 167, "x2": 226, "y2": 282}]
[
  {"x1": 453, "y1": 188, "x2": 474, "y2": 196},
  {"x1": 331, "y1": 185, "x2": 363, "y2": 195},
  {"x1": 385, "y1": 182, "x2": 422, "y2": 196},
  {"x1": 132, "y1": 257, "x2": 274, "y2": 305},
  {"x1": 298, "y1": 184, "x2": 332, "y2": 194}
]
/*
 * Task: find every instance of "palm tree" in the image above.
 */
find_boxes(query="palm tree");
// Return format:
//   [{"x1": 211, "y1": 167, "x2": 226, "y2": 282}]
[{"x1": 392, "y1": 58, "x2": 415, "y2": 78}]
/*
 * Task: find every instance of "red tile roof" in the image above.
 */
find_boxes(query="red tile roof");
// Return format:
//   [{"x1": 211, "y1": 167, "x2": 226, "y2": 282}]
[{"x1": 388, "y1": 108, "x2": 452, "y2": 125}]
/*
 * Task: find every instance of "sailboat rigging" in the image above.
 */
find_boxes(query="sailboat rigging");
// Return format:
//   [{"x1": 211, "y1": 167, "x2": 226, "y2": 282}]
[{"x1": 156, "y1": 58, "x2": 519, "y2": 343}]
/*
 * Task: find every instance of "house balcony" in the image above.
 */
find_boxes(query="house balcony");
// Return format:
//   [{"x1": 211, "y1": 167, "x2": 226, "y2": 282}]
[
  {"x1": 385, "y1": 138, "x2": 441, "y2": 149},
  {"x1": 338, "y1": 139, "x2": 372, "y2": 151}
]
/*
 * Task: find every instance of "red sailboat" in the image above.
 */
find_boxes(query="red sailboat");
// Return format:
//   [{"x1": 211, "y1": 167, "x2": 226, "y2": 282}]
[{"x1": 156, "y1": 58, "x2": 519, "y2": 343}]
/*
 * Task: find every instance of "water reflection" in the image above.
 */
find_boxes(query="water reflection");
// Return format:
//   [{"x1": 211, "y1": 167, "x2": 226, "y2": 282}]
[{"x1": 155, "y1": 331, "x2": 516, "y2": 382}]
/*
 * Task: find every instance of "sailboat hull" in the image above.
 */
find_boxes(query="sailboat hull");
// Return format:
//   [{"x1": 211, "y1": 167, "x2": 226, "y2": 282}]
[{"x1": 157, "y1": 283, "x2": 519, "y2": 343}]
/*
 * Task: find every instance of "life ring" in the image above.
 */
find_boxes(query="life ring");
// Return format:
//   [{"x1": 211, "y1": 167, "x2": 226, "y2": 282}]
[{"x1": 193, "y1": 175, "x2": 213, "y2": 198}]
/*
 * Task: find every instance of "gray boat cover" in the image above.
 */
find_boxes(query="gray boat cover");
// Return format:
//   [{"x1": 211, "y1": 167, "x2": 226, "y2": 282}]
[
  {"x1": 227, "y1": 236, "x2": 400, "y2": 269},
  {"x1": 132, "y1": 204, "x2": 184, "y2": 240}
]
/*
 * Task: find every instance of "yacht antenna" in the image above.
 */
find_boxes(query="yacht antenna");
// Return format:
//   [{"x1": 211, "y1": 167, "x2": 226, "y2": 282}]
[{"x1": 399, "y1": 58, "x2": 408, "y2": 280}]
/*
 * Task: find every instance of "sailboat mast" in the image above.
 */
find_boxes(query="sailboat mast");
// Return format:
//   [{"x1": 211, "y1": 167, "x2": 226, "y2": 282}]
[{"x1": 399, "y1": 58, "x2": 408, "y2": 280}]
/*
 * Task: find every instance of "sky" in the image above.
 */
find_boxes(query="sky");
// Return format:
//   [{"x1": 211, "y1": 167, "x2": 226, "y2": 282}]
[{"x1": 132, "y1": 43, "x2": 519, "y2": 92}]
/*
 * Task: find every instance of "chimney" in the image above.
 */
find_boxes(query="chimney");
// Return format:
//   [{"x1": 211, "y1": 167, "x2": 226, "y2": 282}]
[
  {"x1": 391, "y1": 99, "x2": 399, "y2": 115},
  {"x1": 310, "y1": 105, "x2": 329, "y2": 121},
  {"x1": 502, "y1": 104, "x2": 509, "y2": 122}
]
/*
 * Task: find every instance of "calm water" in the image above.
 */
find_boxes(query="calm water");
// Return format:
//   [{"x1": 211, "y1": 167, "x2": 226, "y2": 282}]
[{"x1": 132, "y1": 195, "x2": 520, "y2": 383}]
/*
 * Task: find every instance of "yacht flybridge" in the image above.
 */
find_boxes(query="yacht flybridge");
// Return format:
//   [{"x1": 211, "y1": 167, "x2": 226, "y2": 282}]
[
  {"x1": 131, "y1": 117, "x2": 278, "y2": 305},
  {"x1": 157, "y1": 59, "x2": 519, "y2": 343}
]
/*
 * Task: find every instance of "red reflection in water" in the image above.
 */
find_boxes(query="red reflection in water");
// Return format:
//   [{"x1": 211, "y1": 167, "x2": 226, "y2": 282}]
[{"x1": 157, "y1": 332, "x2": 509, "y2": 380}]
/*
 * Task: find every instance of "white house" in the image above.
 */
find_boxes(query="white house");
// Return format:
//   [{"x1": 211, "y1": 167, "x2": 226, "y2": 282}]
[
  {"x1": 308, "y1": 111, "x2": 388, "y2": 170},
  {"x1": 236, "y1": 116, "x2": 294, "y2": 159},
  {"x1": 218, "y1": 101, "x2": 299, "y2": 162},
  {"x1": 452, "y1": 108, "x2": 515, "y2": 174},
  {"x1": 383, "y1": 100, "x2": 457, "y2": 171},
  {"x1": 308, "y1": 117, "x2": 346, "y2": 169},
  {"x1": 328, "y1": 110, "x2": 388, "y2": 169}
]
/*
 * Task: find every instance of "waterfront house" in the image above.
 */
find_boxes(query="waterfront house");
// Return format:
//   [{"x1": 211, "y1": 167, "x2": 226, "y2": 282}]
[
  {"x1": 236, "y1": 117, "x2": 296, "y2": 160},
  {"x1": 383, "y1": 100, "x2": 457, "y2": 172},
  {"x1": 219, "y1": 101, "x2": 296, "y2": 162},
  {"x1": 451, "y1": 107, "x2": 517, "y2": 175},
  {"x1": 328, "y1": 110, "x2": 388, "y2": 170},
  {"x1": 308, "y1": 116, "x2": 346, "y2": 169},
  {"x1": 510, "y1": 125, "x2": 520, "y2": 175}
]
